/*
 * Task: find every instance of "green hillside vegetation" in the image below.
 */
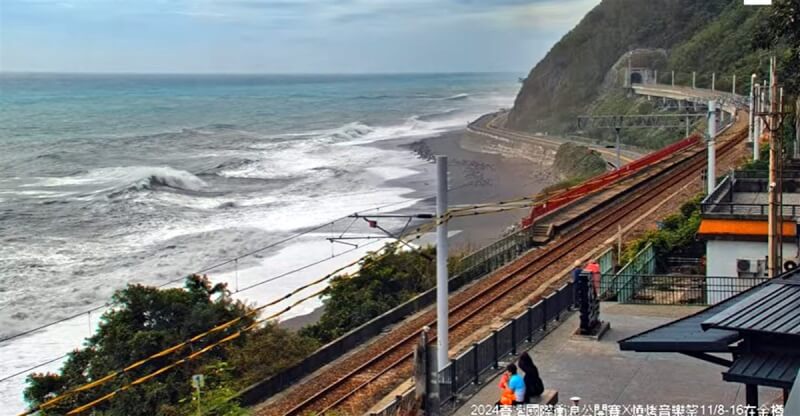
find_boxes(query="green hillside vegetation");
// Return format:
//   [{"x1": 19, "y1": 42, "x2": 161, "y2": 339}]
[
  {"x1": 552, "y1": 142, "x2": 608, "y2": 180},
  {"x1": 620, "y1": 196, "x2": 703, "y2": 270},
  {"x1": 585, "y1": 90, "x2": 697, "y2": 150},
  {"x1": 507, "y1": 0, "x2": 730, "y2": 132},
  {"x1": 508, "y1": 0, "x2": 798, "y2": 152}
]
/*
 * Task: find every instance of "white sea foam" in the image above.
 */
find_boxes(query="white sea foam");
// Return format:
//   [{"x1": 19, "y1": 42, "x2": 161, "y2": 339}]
[{"x1": 26, "y1": 166, "x2": 207, "y2": 196}]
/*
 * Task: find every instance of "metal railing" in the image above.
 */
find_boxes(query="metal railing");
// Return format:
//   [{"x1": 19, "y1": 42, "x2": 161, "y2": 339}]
[
  {"x1": 734, "y1": 170, "x2": 800, "y2": 179},
  {"x1": 456, "y1": 226, "x2": 535, "y2": 280},
  {"x1": 370, "y1": 282, "x2": 575, "y2": 416},
  {"x1": 601, "y1": 242, "x2": 655, "y2": 303},
  {"x1": 700, "y1": 202, "x2": 800, "y2": 217},
  {"x1": 598, "y1": 274, "x2": 767, "y2": 306},
  {"x1": 597, "y1": 247, "x2": 616, "y2": 276}
]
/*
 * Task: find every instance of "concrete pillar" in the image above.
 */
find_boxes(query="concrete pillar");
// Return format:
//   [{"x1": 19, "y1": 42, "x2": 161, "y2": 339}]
[
  {"x1": 625, "y1": 56, "x2": 632, "y2": 88},
  {"x1": 435, "y1": 156, "x2": 449, "y2": 371},
  {"x1": 732, "y1": 74, "x2": 736, "y2": 95},
  {"x1": 707, "y1": 100, "x2": 717, "y2": 193},
  {"x1": 712, "y1": 73, "x2": 716, "y2": 91},
  {"x1": 692, "y1": 71, "x2": 696, "y2": 89},
  {"x1": 654, "y1": 69, "x2": 658, "y2": 85},
  {"x1": 750, "y1": 74, "x2": 759, "y2": 160},
  {"x1": 671, "y1": 70, "x2": 675, "y2": 87}
]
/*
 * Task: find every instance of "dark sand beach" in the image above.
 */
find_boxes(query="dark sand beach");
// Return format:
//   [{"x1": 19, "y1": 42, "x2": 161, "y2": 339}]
[{"x1": 375, "y1": 128, "x2": 557, "y2": 250}]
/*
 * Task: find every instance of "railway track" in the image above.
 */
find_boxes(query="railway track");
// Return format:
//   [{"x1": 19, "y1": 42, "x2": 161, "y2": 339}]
[{"x1": 262, "y1": 115, "x2": 748, "y2": 416}]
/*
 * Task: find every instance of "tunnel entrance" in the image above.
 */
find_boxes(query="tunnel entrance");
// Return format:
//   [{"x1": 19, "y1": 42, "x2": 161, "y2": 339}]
[{"x1": 630, "y1": 72, "x2": 643, "y2": 85}]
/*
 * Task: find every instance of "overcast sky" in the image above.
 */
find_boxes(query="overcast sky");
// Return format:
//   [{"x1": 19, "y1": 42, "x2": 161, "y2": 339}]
[{"x1": 0, "y1": 0, "x2": 601, "y2": 74}]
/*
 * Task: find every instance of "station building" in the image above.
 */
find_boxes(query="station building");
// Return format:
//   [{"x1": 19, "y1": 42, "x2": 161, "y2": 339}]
[{"x1": 698, "y1": 171, "x2": 800, "y2": 303}]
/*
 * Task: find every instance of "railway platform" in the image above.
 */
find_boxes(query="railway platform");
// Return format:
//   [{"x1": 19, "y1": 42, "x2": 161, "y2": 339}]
[{"x1": 451, "y1": 303, "x2": 781, "y2": 415}]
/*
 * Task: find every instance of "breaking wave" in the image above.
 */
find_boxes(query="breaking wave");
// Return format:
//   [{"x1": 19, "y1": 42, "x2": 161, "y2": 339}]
[
  {"x1": 34, "y1": 166, "x2": 208, "y2": 196},
  {"x1": 443, "y1": 93, "x2": 470, "y2": 101}
]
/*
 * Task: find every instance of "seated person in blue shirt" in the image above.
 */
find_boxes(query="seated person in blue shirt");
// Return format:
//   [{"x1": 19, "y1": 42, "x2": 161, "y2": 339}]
[{"x1": 506, "y1": 363, "x2": 526, "y2": 405}]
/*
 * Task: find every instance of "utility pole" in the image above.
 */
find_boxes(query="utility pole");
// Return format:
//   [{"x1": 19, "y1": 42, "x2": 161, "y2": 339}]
[
  {"x1": 671, "y1": 70, "x2": 675, "y2": 87},
  {"x1": 750, "y1": 74, "x2": 759, "y2": 160},
  {"x1": 795, "y1": 94, "x2": 800, "y2": 160},
  {"x1": 732, "y1": 74, "x2": 736, "y2": 95},
  {"x1": 435, "y1": 155, "x2": 449, "y2": 370},
  {"x1": 707, "y1": 100, "x2": 717, "y2": 193},
  {"x1": 692, "y1": 71, "x2": 696, "y2": 89},
  {"x1": 712, "y1": 72, "x2": 716, "y2": 91},
  {"x1": 767, "y1": 56, "x2": 781, "y2": 278}
]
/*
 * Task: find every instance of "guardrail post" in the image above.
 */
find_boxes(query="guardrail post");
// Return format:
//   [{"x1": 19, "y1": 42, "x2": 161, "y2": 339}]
[
  {"x1": 542, "y1": 299, "x2": 548, "y2": 331},
  {"x1": 451, "y1": 362, "x2": 457, "y2": 395},
  {"x1": 511, "y1": 320, "x2": 517, "y2": 355},
  {"x1": 492, "y1": 330, "x2": 499, "y2": 369},
  {"x1": 526, "y1": 306, "x2": 534, "y2": 342},
  {"x1": 555, "y1": 292, "x2": 562, "y2": 322},
  {"x1": 473, "y1": 343, "x2": 480, "y2": 385}
]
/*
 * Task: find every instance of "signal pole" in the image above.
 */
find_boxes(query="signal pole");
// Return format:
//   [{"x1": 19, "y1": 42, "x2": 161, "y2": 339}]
[{"x1": 707, "y1": 100, "x2": 717, "y2": 193}]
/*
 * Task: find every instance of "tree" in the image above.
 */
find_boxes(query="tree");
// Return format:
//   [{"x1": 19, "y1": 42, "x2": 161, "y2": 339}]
[
  {"x1": 228, "y1": 323, "x2": 318, "y2": 386},
  {"x1": 300, "y1": 244, "x2": 436, "y2": 343},
  {"x1": 24, "y1": 275, "x2": 252, "y2": 416},
  {"x1": 754, "y1": 0, "x2": 800, "y2": 95}
]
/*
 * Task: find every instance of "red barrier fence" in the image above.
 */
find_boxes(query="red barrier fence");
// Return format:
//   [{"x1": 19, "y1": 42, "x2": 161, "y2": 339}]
[{"x1": 521, "y1": 134, "x2": 701, "y2": 227}]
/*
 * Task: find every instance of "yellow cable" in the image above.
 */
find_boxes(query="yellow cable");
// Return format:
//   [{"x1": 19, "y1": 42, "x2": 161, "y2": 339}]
[
  {"x1": 22, "y1": 248, "x2": 396, "y2": 416},
  {"x1": 61, "y1": 288, "x2": 330, "y2": 416}
]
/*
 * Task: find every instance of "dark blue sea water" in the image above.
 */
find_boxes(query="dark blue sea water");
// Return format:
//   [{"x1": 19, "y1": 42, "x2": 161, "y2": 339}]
[{"x1": 0, "y1": 72, "x2": 518, "y2": 410}]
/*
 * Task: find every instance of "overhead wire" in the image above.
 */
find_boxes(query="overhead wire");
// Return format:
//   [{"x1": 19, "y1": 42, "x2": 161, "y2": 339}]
[
  {"x1": 16, "y1": 240, "x2": 408, "y2": 415},
  {"x1": 9, "y1": 183, "x2": 539, "y2": 413},
  {"x1": 53, "y1": 287, "x2": 330, "y2": 416},
  {"x1": 0, "y1": 197, "x2": 427, "y2": 345}
]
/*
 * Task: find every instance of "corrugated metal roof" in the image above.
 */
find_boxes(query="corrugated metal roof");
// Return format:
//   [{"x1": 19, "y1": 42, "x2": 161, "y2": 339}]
[
  {"x1": 723, "y1": 352, "x2": 800, "y2": 389},
  {"x1": 702, "y1": 277, "x2": 800, "y2": 337},
  {"x1": 618, "y1": 288, "x2": 749, "y2": 352}
]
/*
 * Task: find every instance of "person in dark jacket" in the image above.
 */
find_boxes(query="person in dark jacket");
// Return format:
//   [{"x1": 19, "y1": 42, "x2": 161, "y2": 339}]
[{"x1": 517, "y1": 351, "x2": 544, "y2": 401}]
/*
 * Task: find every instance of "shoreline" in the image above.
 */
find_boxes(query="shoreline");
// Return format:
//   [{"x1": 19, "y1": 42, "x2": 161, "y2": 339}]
[
  {"x1": 371, "y1": 127, "x2": 557, "y2": 250},
  {"x1": 281, "y1": 126, "x2": 559, "y2": 330}
]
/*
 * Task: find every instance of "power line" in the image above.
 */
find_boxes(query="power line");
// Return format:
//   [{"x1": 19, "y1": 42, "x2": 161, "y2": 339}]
[
  {"x1": 9, "y1": 196, "x2": 508, "y2": 411},
  {"x1": 0, "y1": 184, "x2": 476, "y2": 389},
  {"x1": 0, "y1": 198, "x2": 423, "y2": 345},
  {"x1": 2, "y1": 236, "x2": 410, "y2": 386},
  {"x1": 0, "y1": 355, "x2": 68, "y2": 384},
  {"x1": 15, "y1": 243, "x2": 404, "y2": 415}
]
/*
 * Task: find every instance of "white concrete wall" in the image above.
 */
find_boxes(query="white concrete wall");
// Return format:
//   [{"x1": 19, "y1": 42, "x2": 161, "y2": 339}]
[{"x1": 706, "y1": 240, "x2": 799, "y2": 303}]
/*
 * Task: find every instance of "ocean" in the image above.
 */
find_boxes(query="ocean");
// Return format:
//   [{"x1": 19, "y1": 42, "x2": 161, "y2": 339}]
[{"x1": 0, "y1": 72, "x2": 518, "y2": 411}]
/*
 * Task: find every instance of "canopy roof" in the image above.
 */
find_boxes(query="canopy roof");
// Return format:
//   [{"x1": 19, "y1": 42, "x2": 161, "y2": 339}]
[
  {"x1": 723, "y1": 352, "x2": 800, "y2": 389},
  {"x1": 702, "y1": 277, "x2": 800, "y2": 337}
]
